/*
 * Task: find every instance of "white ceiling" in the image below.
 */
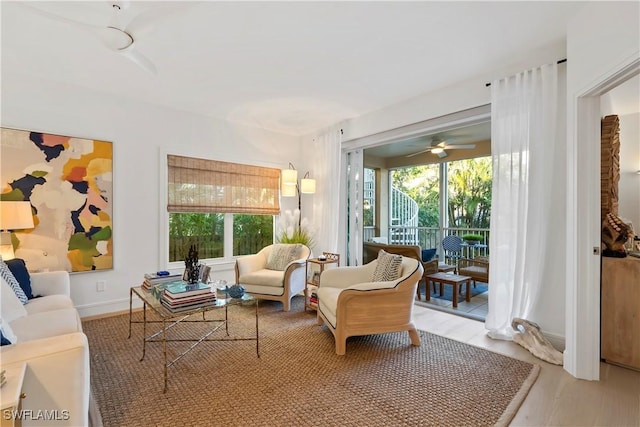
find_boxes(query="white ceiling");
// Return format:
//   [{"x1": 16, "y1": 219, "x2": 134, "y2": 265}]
[{"x1": 1, "y1": 1, "x2": 587, "y2": 136}]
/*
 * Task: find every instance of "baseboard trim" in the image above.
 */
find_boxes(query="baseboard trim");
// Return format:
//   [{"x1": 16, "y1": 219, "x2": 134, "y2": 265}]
[{"x1": 77, "y1": 297, "x2": 139, "y2": 319}]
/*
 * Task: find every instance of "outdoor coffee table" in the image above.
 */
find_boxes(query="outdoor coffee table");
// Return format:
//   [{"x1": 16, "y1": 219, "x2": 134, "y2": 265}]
[
  {"x1": 128, "y1": 286, "x2": 259, "y2": 392},
  {"x1": 424, "y1": 272, "x2": 472, "y2": 308}
]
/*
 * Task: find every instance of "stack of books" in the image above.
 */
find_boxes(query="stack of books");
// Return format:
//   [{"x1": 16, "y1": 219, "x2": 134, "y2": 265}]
[
  {"x1": 308, "y1": 284, "x2": 318, "y2": 306},
  {"x1": 160, "y1": 281, "x2": 216, "y2": 312},
  {"x1": 142, "y1": 272, "x2": 182, "y2": 291}
]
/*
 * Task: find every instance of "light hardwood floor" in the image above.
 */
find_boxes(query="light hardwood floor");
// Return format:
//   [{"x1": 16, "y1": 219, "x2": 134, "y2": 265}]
[{"x1": 412, "y1": 304, "x2": 640, "y2": 426}]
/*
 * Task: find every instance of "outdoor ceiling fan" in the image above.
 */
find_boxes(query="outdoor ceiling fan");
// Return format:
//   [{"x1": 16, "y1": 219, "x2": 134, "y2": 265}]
[
  {"x1": 406, "y1": 138, "x2": 476, "y2": 159},
  {"x1": 20, "y1": 1, "x2": 183, "y2": 76}
]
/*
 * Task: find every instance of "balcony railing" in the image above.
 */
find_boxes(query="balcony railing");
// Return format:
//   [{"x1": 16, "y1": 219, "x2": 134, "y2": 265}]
[
  {"x1": 364, "y1": 225, "x2": 490, "y2": 261},
  {"x1": 390, "y1": 187, "x2": 419, "y2": 244}
]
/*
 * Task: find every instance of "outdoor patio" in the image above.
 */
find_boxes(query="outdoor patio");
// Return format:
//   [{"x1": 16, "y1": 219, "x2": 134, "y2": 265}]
[{"x1": 416, "y1": 280, "x2": 488, "y2": 321}]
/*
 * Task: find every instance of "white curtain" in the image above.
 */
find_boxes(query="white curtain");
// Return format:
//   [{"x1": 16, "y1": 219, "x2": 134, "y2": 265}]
[
  {"x1": 486, "y1": 63, "x2": 565, "y2": 340},
  {"x1": 345, "y1": 149, "x2": 363, "y2": 265},
  {"x1": 312, "y1": 126, "x2": 342, "y2": 254}
]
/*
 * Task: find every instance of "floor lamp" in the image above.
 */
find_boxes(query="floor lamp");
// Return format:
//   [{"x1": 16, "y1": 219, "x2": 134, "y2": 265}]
[
  {"x1": 0, "y1": 201, "x2": 35, "y2": 260},
  {"x1": 281, "y1": 163, "x2": 316, "y2": 228}
]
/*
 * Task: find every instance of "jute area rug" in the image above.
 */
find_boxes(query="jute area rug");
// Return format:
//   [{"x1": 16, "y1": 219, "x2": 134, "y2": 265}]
[{"x1": 83, "y1": 297, "x2": 539, "y2": 427}]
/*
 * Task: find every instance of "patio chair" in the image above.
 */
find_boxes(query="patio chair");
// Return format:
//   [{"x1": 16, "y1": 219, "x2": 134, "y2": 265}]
[
  {"x1": 458, "y1": 257, "x2": 489, "y2": 288},
  {"x1": 442, "y1": 235, "x2": 463, "y2": 268}
]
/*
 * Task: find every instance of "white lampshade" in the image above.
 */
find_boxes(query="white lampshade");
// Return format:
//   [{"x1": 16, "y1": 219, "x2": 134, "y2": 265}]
[
  {"x1": 431, "y1": 147, "x2": 444, "y2": 154},
  {"x1": 300, "y1": 178, "x2": 316, "y2": 194},
  {"x1": 281, "y1": 184, "x2": 297, "y2": 197},
  {"x1": 0, "y1": 201, "x2": 34, "y2": 231},
  {"x1": 281, "y1": 169, "x2": 298, "y2": 185},
  {"x1": 0, "y1": 201, "x2": 33, "y2": 261}
]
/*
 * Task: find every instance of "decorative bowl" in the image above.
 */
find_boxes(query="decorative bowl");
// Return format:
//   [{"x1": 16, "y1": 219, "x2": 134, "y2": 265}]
[{"x1": 228, "y1": 284, "x2": 245, "y2": 299}]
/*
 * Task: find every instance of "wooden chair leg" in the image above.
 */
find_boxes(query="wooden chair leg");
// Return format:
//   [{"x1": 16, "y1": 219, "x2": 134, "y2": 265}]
[{"x1": 408, "y1": 326, "x2": 421, "y2": 346}]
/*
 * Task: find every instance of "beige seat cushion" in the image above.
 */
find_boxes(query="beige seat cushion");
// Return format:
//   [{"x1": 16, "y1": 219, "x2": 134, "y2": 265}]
[
  {"x1": 317, "y1": 286, "x2": 342, "y2": 328},
  {"x1": 239, "y1": 268, "x2": 287, "y2": 288},
  {"x1": 459, "y1": 266, "x2": 487, "y2": 275}
]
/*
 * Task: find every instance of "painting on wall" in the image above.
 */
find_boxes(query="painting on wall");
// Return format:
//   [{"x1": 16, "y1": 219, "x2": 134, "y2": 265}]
[{"x1": 0, "y1": 127, "x2": 113, "y2": 272}]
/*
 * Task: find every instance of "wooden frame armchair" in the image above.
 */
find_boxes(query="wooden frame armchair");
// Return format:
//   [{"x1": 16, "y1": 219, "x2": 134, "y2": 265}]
[
  {"x1": 235, "y1": 244, "x2": 311, "y2": 311},
  {"x1": 419, "y1": 258, "x2": 439, "y2": 300},
  {"x1": 458, "y1": 257, "x2": 489, "y2": 286},
  {"x1": 316, "y1": 256, "x2": 423, "y2": 355}
]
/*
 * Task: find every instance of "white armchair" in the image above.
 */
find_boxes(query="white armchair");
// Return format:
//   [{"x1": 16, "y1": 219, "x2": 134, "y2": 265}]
[
  {"x1": 235, "y1": 244, "x2": 311, "y2": 311},
  {"x1": 1, "y1": 270, "x2": 89, "y2": 427},
  {"x1": 317, "y1": 256, "x2": 423, "y2": 355}
]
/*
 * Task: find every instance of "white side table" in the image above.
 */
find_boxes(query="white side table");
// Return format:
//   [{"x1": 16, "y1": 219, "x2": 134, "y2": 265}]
[{"x1": 1, "y1": 362, "x2": 26, "y2": 427}]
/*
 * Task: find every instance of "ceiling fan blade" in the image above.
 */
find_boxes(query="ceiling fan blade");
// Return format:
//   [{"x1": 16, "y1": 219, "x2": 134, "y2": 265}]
[
  {"x1": 120, "y1": 44, "x2": 157, "y2": 75},
  {"x1": 444, "y1": 144, "x2": 476, "y2": 150},
  {"x1": 18, "y1": 2, "x2": 103, "y2": 32},
  {"x1": 406, "y1": 148, "x2": 434, "y2": 158}
]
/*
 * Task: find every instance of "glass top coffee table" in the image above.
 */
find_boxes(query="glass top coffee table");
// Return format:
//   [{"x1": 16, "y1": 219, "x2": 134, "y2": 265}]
[{"x1": 128, "y1": 285, "x2": 259, "y2": 392}]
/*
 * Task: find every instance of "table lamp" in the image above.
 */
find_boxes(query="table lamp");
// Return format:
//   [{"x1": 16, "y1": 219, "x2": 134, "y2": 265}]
[{"x1": 0, "y1": 201, "x2": 34, "y2": 260}]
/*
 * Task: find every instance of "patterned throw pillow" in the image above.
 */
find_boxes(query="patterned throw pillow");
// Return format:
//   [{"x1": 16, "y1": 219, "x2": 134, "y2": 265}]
[
  {"x1": 266, "y1": 244, "x2": 302, "y2": 271},
  {"x1": 5, "y1": 258, "x2": 32, "y2": 299},
  {"x1": 371, "y1": 249, "x2": 403, "y2": 281},
  {"x1": 0, "y1": 258, "x2": 28, "y2": 304}
]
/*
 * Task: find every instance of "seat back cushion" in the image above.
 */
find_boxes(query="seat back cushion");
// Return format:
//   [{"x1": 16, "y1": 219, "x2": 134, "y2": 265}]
[
  {"x1": 1, "y1": 276, "x2": 28, "y2": 322},
  {"x1": 371, "y1": 249, "x2": 403, "y2": 281},
  {"x1": 266, "y1": 244, "x2": 303, "y2": 271},
  {"x1": 0, "y1": 258, "x2": 28, "y2": 304},
  {"x1": 421, "y1": 248, "x2": 437, "y2": 262},
  {"x1": 5, "y1": 258, "x2": 32, "y2": 299}
]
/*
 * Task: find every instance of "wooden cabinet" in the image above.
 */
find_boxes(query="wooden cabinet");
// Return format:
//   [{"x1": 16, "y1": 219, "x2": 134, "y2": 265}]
[{"x1": 601, "y1": 256, "x2": 640, "y2": 371}]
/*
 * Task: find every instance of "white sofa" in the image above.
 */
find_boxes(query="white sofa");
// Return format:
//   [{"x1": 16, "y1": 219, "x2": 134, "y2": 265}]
[
  {"x1": 1, "y1": 271, "x2": 89, "y2": 427},
  {"x1": 235, "y1": 244, "x2": 311, "y2": 311}
]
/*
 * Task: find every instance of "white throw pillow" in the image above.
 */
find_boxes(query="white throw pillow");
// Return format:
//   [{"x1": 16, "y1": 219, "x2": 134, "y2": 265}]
[
  {"x1": 0, "y1": 317, "x2": 17, "y2": 344},
  {"x1": 371, "y1": 249, "x2": 402, "y2": 281},
  {"x1": 1, "y1": 276, "x2": 28, "y2": 322},
  {"x1": 266, "y1": 244, "x2": 302, "y2": 271}
]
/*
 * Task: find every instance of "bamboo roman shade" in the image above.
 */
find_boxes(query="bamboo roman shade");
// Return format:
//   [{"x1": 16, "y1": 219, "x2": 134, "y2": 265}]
[{"x1": 167, "y1": 155, "x2": 281, "y2": 215}]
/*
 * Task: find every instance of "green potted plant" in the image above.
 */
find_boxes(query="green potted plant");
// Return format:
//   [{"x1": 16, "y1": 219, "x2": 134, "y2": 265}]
[
  {"x1": 276, "y1": 209, "x2": 315, "y2": 248},
  {"x1": 461, "y1": 233, "x2": 483, "y2": 246}
]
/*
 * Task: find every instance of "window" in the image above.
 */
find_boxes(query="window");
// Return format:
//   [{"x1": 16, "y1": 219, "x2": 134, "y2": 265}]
[
  {"x1": 167, "y1": 155, "x2": 279, "y2": 262},
  {"x1": 363, "y1": 168, "x2": 376, "y2": 227}
]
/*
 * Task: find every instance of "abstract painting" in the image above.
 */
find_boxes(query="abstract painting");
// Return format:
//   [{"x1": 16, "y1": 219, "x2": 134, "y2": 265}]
[{"x1": 1, "y1": 127, "x2": 113, "y2": 272}]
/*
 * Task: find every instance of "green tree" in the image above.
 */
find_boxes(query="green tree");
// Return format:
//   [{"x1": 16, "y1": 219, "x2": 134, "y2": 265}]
[
  {"x1": 392, "y1": 164, "x2": 440, "y2": 227},
  {"x1": 391, "y1": 157, "x2": 492, "y2": 229},
  {"x1": 447, "y1": 158, "x2": 492, "y2": 228},
  {"x1": 233, "y1": 214, "x2": 273, "y2": 255},
  {"x1": 169, "y1": 213, "x2": 224, "y2": 261}
]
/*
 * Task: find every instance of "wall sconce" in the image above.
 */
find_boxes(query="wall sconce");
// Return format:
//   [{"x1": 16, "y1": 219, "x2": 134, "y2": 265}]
[
  {"x1": 281, "y1": 163, "x2": 316, "y2": 226},
  {"x1": 0, "y1": 201, "x2": 35, "y2": 260}
]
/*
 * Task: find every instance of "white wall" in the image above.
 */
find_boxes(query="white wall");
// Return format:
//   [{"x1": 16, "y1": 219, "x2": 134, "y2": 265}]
[
  {"x1": 566, "y1": 1, "x2": 640, "y2": 379},
  {"x1": 337, "y1": 41, "x2": 568, "y2": 342},
  {"x1": 1, "y1": 73, "x2": 303, "y2": 317}
]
